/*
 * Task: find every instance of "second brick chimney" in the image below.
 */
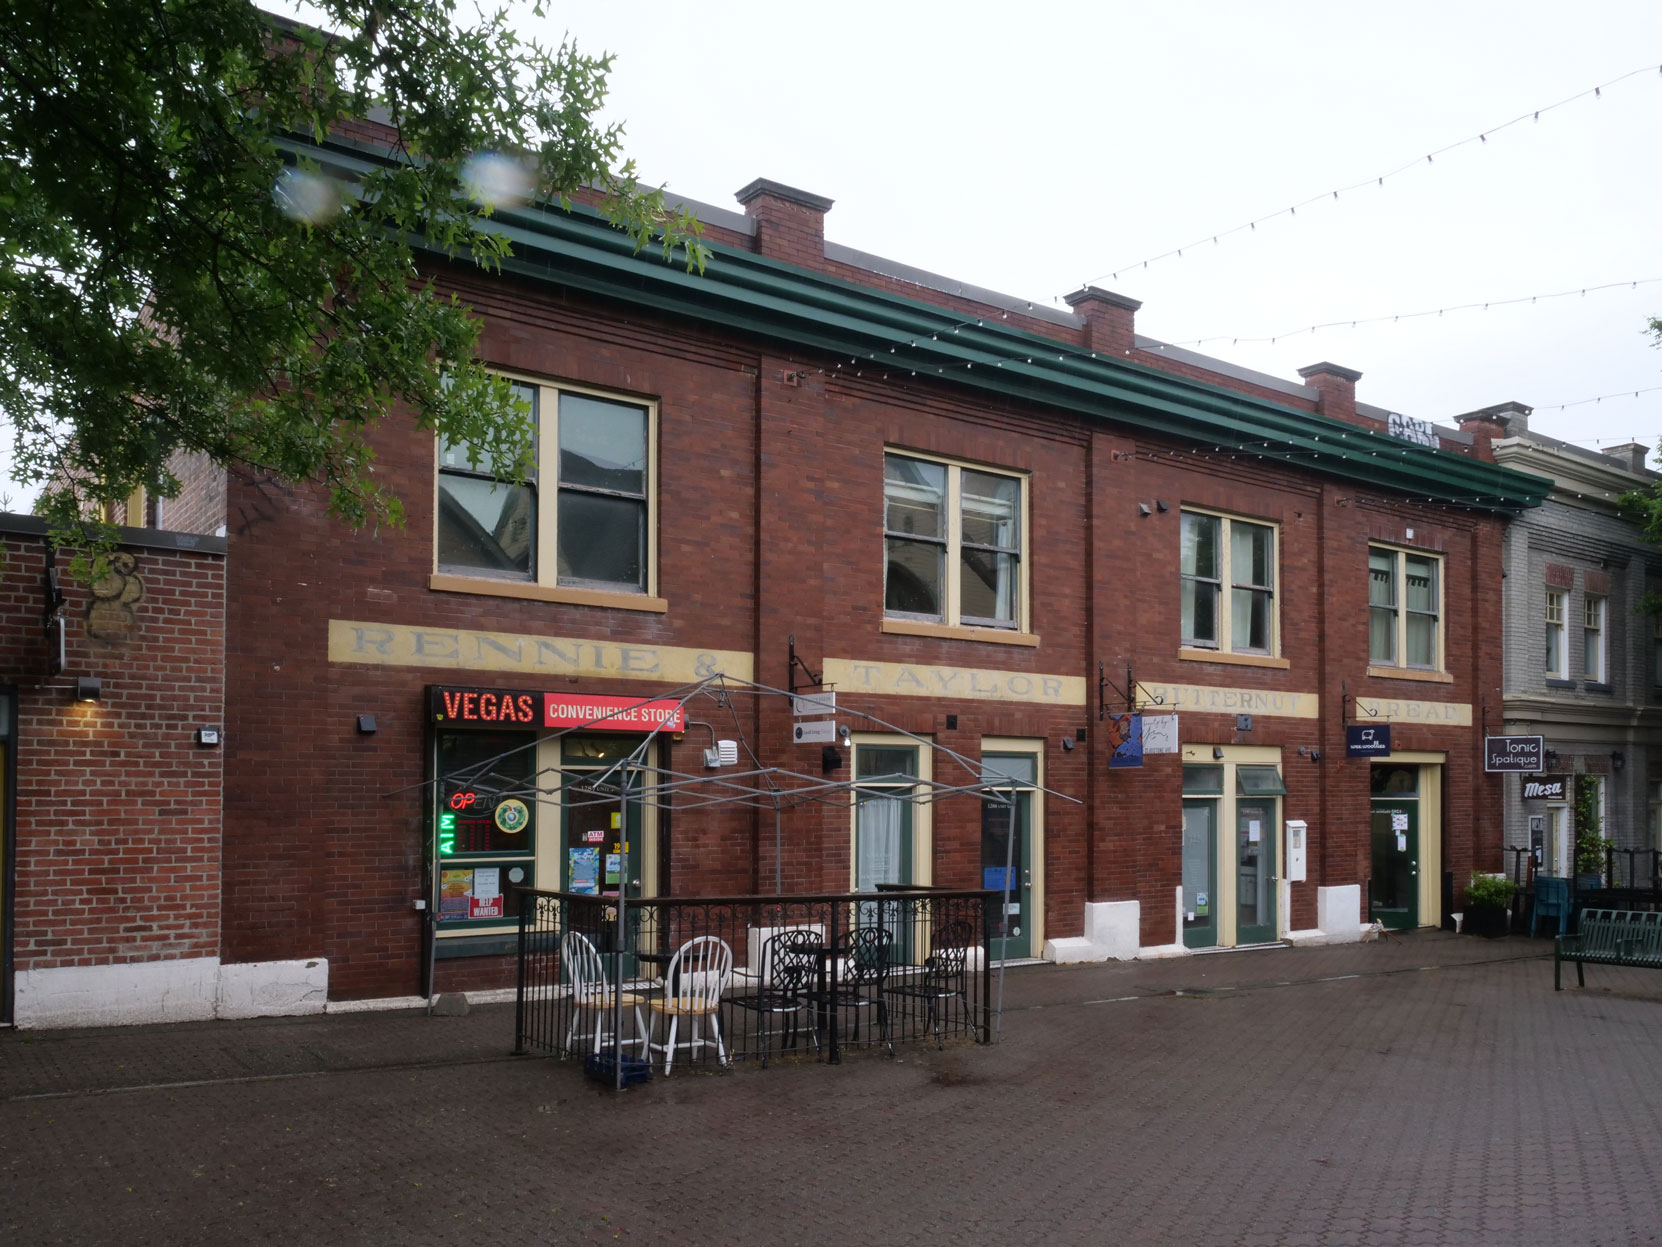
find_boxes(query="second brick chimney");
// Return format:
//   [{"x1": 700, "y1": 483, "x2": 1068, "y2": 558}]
[
  {"x1": 735, "y1": 178, "x2": 833, "y2": 269},
  {"x1": 1454, "y1": 401, "x2": 1531, "y2": 464},
  {"x1": 1296, "y1": 361, "x2": 1365, "y2": 426},
  {"x1": 1063, "y1": 286, "x2": 1142, "y2": 356}
]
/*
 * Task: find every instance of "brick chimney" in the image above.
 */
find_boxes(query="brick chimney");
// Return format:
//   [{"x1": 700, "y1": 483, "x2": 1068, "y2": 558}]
[
  {"x1": 735, "y1": 178, "x2": 833, "y2": 268},
  {"x1": 1296, "y1": 362, "x2": 1364, "y2": 426},
  {"x1": 1063, "y1": 286, "x2": 1142, "y2": 356},
  {"x1": 1455, "y1": 401, "x2": 1530, "y2": 464},
  {"x1": 1603, "y1": 441, "x2": 1652, "y2": 474}
]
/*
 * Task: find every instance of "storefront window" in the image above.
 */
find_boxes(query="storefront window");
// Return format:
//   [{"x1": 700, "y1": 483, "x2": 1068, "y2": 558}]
[{"x1": 436, "y1": 729, "x2": 536, "y2": 924}]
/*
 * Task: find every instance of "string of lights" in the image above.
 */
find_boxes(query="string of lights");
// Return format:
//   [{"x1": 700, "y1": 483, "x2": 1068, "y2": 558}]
[
  {"x1": 1147, "y1": 277, "x2": 1662, "y2": 348},
  {"x1": 1075, "y1": 63, "x2": 1662, "y2": 289}
]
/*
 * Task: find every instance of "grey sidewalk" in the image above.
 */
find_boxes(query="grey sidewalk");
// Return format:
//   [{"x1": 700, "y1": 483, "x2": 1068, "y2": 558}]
[{"x1": 5, "y1": 932, "x2": 1662, "y2": 1247}]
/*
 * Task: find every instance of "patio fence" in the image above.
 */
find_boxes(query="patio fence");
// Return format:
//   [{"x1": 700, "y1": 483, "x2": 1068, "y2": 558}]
[
  {"x1": 1505, "y1": 846, "x2": 1662, "y2": 932},
  {"x1": 513, "y1": 888, "x2": 994, "y2": 1077}
]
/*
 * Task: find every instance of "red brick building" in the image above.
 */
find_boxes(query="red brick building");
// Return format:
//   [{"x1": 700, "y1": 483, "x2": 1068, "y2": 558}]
[{"x1": 1, "y1": 142, "x2": 1550, "y2": 1022}]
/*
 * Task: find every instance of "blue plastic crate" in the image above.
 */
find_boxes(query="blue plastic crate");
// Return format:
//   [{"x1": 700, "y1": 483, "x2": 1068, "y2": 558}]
[{"x1": 584, "y1": 1052, "x2": 653, "y2": 1088}]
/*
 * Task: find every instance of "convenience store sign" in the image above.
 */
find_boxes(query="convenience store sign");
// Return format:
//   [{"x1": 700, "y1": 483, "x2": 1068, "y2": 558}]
[{"x1": 431, "y1": 686, "x2": 686, "y2": 732}]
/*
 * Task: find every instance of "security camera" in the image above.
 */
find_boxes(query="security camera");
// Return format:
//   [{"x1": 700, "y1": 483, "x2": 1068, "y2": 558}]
[{"x1": 837, "y1": 724, "x2": 851, "y2": 744}]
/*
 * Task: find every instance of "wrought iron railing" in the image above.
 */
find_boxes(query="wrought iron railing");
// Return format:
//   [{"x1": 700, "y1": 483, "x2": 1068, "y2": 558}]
[{"x1": 513, "y1": 889, "x2": 994, "y2": 1083}]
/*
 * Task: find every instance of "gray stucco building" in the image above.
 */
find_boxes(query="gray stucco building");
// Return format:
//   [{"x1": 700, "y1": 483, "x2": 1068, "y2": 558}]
[{"x1": 1459, "y1": 403, "x2": 1661, "y2": 887}]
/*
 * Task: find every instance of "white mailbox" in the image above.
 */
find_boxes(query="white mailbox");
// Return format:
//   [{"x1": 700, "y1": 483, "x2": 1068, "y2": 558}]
[{"x1": 1284, "y1": 819, "x2": 1308, "y2": 883}]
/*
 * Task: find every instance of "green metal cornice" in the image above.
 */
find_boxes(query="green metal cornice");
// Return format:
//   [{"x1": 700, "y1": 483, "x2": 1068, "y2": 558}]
[{"x1": 292, "y1": 134, "x2": 1551, "y2": 513}]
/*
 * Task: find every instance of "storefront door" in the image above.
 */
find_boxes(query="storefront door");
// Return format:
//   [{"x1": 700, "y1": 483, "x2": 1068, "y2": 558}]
[
  {"x1": 1370, "y1": 764, "x2": 1419, "y2": 930},
  {"x1": 1181, "y1": 800, "x2": 1218, "y2": 949},
  {"x1": 980, "y1": 754, "x2": 1034, "y2": 961},
  {"x1": 1236, "y1": 801, "x2": 1278, "y2": 944},
  {"x1": 560, "y1": 736, "x2": 645, "y2": 899}
]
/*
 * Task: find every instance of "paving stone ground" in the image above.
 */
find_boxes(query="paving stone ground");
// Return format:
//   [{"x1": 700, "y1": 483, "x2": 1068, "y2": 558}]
[{"x1": 3, "y1": 931, "x2": 1661, "y2": 1246}]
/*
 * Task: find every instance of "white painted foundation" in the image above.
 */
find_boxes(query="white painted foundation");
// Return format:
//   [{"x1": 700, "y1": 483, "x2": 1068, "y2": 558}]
[
  {"x1": 1286, "y1": 883, "x2": 1367, "y2": 946},
  {"x1": 14, "y1": 956, "x2": 332, "y2": 1030}
]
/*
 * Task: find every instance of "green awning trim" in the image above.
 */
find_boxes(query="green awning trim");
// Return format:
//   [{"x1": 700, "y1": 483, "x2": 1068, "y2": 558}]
[{"x1": 289, "y1": 136, "x2": 1553, "y2": 515}]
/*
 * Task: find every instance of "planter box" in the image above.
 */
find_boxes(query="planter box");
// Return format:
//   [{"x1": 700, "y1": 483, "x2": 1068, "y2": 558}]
[{"x1": 1465, "y1": 906, "x2": 1510, "y2": 939}]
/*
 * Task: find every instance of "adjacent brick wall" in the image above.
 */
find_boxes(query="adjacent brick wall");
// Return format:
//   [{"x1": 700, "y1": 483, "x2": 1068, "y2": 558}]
[{"x1": 0, "y1": 529, "x2": 225, "y2": 974}]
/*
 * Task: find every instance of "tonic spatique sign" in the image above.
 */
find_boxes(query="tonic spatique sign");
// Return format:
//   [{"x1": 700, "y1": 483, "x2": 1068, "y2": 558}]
[
  {"x1": 430, "y1": 686, "x2": 686, "y2": 732},
  {"x1": 1484, "y1": 735, "x2": 1544, "y2": 773}
]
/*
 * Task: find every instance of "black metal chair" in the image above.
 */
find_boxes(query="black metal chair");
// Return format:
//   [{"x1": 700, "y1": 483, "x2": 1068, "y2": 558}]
[
  {"x1": 725, "y1": 928, "x2": 822, "y2": 1067},
  {"x1": 884, "y1": 919, "x2": 975, "y2": 1049},
  {"x1": 809, "y1": 925, "x2": 894, "y2": 1055}
]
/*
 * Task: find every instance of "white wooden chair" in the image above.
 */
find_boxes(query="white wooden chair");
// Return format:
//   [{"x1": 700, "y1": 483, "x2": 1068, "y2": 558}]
[
  {"x1": 647, "y1": 935, "x2": 733, "y2": 1074},
  {"x1": 562, "y1": 931, "x2": 648, "y2": 1057}
]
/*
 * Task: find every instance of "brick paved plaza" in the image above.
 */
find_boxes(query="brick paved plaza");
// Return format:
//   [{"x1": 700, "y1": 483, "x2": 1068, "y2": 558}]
[{"x1": 3, "y1": 932, "x2": 1660, "y2": 1246}]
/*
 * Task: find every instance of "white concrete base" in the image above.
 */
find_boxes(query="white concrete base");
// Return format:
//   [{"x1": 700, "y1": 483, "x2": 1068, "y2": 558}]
[
  {"x1": 326, "y1": 994, "x2": 431, "y2": 1015},
  {"x1": 14, "y1": 956, "x2": 331, "y2": 1030},
  {"x1": 1043, "y1": 899, "x2": 1143, "y2": 963},
  {"x1": 1136, "y1": 943, "x2": 1190, "y2": 959},
  {"x1": 217, "y1": 959, "x2": 327, "y2": 1019},
  {"x1": 1316, "y1": 884, "x2": 1367, "y2": 944}
]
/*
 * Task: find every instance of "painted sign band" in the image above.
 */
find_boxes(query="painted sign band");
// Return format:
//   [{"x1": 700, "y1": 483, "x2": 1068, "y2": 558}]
[{"x1": 822, "y1": 657, "x2": 1086, "y2": 705}]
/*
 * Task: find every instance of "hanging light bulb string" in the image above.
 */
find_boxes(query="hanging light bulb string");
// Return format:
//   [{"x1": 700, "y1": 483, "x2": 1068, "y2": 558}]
[
  {"x1": 1075, "y1": 62, "x2": 1662, "y2": 289},
  {"x1": 1150, "y1": 276, "x2": 1662, "y2": 348}
]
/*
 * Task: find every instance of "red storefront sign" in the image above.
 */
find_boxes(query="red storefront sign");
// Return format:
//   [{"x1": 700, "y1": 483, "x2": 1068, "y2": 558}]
[
  {"x1": 542, "y1": 693, "x2": 685, "y2": 732},
  {"x1": 432, "y1": 686, "x2": 686, "y2": 732}
]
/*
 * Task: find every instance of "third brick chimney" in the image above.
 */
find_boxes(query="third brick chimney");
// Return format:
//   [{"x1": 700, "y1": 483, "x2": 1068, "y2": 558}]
[{"x1": 735, "y1": 178, "x2": 833, "y2": 270}]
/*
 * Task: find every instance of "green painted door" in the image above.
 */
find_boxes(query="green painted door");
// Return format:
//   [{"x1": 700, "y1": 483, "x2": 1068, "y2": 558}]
[
  {"x1": 981, "y1": 786, "x2": 1033, "y2": 960},
  {"x1": 1370, "y1": 765, "x2": 1419, "y2": 930},
  {"x1": 1182, "y1": 800, "x2": 1218, "y2": 949},
  {"x1": 1236, "y1": 801, "x2": 1278, "y2": 944}
]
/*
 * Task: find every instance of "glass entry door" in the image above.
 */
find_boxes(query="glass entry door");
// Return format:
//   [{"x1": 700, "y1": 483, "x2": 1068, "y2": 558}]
[
  {"x1": 1370, "y1": 764, "x2": 1419, "y2": 930},
  {"x1": 1182, "y1": 800, "x2": 1218, "y2": 949},
  {"x1": 1236, "y1": 802, "x2": 1278, "y2": 944},
  {"x1": 980, "y1": 753, "x2": 1036, "y2": 961}
]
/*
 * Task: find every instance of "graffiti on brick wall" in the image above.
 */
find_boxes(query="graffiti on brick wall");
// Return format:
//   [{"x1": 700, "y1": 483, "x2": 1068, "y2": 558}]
[{"x1": 85, "y1": 552, "x2": 144, "y2": 642}]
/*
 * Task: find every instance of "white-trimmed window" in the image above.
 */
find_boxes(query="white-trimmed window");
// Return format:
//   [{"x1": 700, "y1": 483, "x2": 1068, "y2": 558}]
[
  {"x1": 437, "y1": 377, "x2": 657, "y2": 598},
  {"x1": 1180, "y1": 510, "x2": 1276, "y2": 655},
  {"x1": 1583, "y1": 595, "x2": 1607, "y2": 683},
  {"x1": 1369, "y1": 546, "x2": 1441, "y2": 670},
  {"x1": 884, "y1": 452, "x2": 1025, "y2": 630},
  {"x1": 1545, "y1": 590, "x2": 1567, "y2": 678}
]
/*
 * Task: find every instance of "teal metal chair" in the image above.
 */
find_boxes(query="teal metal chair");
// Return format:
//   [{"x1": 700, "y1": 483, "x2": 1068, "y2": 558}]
[{"x1": 1531, "y1": 875, "x2": 1571, "y2": 937}]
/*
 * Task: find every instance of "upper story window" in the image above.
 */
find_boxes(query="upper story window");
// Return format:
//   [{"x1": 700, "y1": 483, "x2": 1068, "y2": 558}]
[
  {"x1": 1544, "y1": 589, "x2": 1567, "y2": 678},
  {"x1": 1369, "y1": 546, "x2": 1441, "y2": 670},
  {"x1": 1652, "y1": 613, "x2": 1662, "y2": 687},
  {"x1": 1180, "y1": 510, "x2": 1276, "y2": 655},
  {"x1": 1583, "y1": 595, "x2": 1607, "y2": 683},
  {"x1": 884, "y1": 452, "x2": 1024, "y2": 630},
  {"x1": 437, "y1": 378, "x2": 655, "y2": 598}
]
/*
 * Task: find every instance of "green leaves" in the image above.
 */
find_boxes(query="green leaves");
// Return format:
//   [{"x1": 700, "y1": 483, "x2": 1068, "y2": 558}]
[{"x1": 0, "y1": 0, "x2": 705, "y2": 544}]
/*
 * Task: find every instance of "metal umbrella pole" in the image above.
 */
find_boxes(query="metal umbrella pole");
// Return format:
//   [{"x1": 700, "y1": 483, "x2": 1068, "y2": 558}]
[{"x1": 613, "y1": 763, "x2": 629, "y2": 1090}]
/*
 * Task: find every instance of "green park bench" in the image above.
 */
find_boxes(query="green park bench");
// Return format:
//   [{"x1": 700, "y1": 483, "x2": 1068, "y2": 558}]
[{"x1": 1554, "y1": 909, "x2": 1662, "y2": 990}]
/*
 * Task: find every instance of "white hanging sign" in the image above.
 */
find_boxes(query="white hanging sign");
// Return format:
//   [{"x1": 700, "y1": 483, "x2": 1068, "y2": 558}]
[{"x1": 1141, "y1": 714, "x2": 1179, "y2": 754}]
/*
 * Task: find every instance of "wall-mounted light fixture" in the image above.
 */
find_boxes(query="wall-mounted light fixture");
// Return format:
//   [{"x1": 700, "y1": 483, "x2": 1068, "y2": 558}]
[
  {"x1": 1544, "y1": 748, "x2": 1560, "y2": 769},
  {"x1": 1155, "y1": 500, "x2": 1169, "y2": 513},
  {"x1": 1610, "y1": 750, "x2": 1625, "y2": 772},
  {"x1": 356, "y1": 714, "x2": 378, "y2": 735},
  {"x1": 1138, "y1": 502, "x2": 1152, "y2": 517},
  {"x1": 74, "y1": 676, "x2": 101, "y2": 703},
  {"x1": 1212, "y1": 746, "x2": 1225, "y2": 760},
  {"x1": 1061, "y1": 737, "x2": 1075, "y2": 752}
]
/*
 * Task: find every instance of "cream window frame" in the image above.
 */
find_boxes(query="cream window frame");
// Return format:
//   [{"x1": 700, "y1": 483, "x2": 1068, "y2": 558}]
[
  {"x1": 1583, "y1": 595, "x2": 1607, "y2": 682},
  {"x1": 848, "y1": 733, "x2": 933, "y2": 891},
  {"x1": 431, "y1": 372, "x2": 662, "y2": 612},
  {"x1": 1368, "y1": 544, "x2": 1445, "y2": 673},
  {"x1": 1545, "y1": 589, "x2": 1567, "y2": 678},
  {"x1": 1177, "y1": 743, "x2": 1284, "y2": 947},
  {"x1": 1178, "y1": 507, "x2": 1280, "y2": 659},
  {"x1": 882, "y1": 449, "x2": 1030, "y2": 636}
]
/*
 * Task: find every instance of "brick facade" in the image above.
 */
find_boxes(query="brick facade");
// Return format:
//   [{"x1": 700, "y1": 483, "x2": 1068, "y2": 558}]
[
  {"x1": 0, "y1": 521, "x2": 226, "y2": 1023},
  {"x1": 207, "y1": 174, "x2": 1524, "y2": 1000}
]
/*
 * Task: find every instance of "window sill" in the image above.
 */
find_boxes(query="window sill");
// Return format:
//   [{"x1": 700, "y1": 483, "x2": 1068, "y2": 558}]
[
  {"x1": 1544, "y1": 677, "x2": 1577, "y2": 690},
  {"x1": 1584, "y1": 681, "x2": 1614, "y2": 695},
  {"x1": 1366, "y1": 665, "x2": 1454, "y2": 685},
  {"x1": 1179, "y1": 648, "x2": 1290, "y2": 670},
  {"x1": 429, "y1": 573, "x2": 668, "y2": 614},
  {"x1": 881, "y1": 618, "x2": 1040, "y2": 647}
]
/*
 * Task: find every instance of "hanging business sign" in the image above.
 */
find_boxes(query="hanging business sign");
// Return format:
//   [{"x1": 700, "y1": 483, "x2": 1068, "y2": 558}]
[
  {"x1": 1484, "y1": 734, "x2": 1544, "y2": 773},
  {"x1": 1108, "y1": 713, "x2": 1143, "y2": 769},
  {"x1": 1345, "y1": 724, "x2": 1392, "y2": 757},
  {"x1": 1521, "y1": 775, "x2": 1566, "y2": 801},
  {"x1": 1141, "y1": 714, "x2": 1179, "y2": 755}
]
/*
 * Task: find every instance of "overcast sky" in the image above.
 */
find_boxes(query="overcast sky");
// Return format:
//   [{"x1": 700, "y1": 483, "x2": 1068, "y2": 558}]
[{"x1": 534, "y1": 0, "x2": 1662, "y2": 460}]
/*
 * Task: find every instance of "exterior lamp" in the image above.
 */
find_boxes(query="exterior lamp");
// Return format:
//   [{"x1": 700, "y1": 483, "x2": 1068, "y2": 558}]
[
  {"x1": 74, "y1": 677, "x2": 101, "y2": 703},
  {"x1": 1610, "y1": 751, "x2": 1625, "y2": 772}
]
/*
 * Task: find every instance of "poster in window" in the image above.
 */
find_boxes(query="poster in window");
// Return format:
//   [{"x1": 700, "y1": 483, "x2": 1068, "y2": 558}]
[
  {"x1": 439, "y1": 869, "x2": 472, "y2": 922},
  {"x1": 470, "y1": 867, "x2": 503, "y2": 919},
  {"x1": 569, "y1": 847, "x2": 600, "y2": 894}
]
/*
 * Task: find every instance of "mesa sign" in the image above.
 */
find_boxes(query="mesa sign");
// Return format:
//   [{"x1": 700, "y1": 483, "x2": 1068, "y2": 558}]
[{"x1": 1484, "y1": 734, "x2": 1544, "y2": 773}]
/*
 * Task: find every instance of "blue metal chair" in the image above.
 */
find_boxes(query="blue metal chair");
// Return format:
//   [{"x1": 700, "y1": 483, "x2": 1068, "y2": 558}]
[{"x1": 1531, "y1": 875, "x2": 1571, "y2": 937}]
